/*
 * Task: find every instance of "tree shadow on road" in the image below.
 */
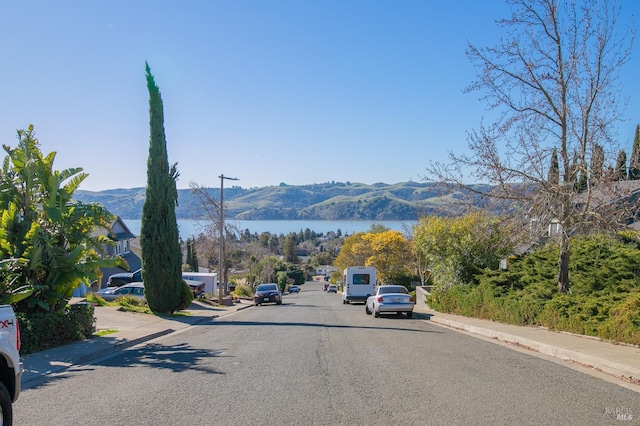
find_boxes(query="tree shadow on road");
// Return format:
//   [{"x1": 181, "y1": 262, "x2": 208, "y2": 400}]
[{"x1": 23, "y1": 342, "x2": 227, "y2": 391}]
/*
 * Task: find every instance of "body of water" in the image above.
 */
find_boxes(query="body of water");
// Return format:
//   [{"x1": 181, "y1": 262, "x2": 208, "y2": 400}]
[{"x1": 123, "y1": 219, "x2": 418, "y2": 239}]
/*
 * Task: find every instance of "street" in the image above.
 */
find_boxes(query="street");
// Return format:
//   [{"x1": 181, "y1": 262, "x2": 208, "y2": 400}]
[{"x1": 15, "y1": 281, "x2": 639, "y2": 425}]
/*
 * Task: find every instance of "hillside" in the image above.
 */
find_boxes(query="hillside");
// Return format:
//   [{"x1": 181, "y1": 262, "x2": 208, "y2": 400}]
[{"x1": 74, "y1": 181, "x2": 492, "y2": 220}]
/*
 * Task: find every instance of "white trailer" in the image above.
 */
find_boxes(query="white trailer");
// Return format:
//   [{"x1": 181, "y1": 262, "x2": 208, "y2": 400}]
[
  {"x1": 182, "y1": 272, "x2": 218, "y2": 295},
  {"x1": 342, "y1": 266, "x2": 376, "y2": 304}
]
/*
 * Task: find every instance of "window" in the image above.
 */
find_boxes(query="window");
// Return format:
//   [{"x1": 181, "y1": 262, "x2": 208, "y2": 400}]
[
  {"x1": 548, "y1": 221, "x2": 561, "y2": 236},
  {"x1": 379, "y1": 286, "x2": 408, "y2": 294},
  {"x1": 353, "y1": 274, "x2": 370, "y2": 285}
]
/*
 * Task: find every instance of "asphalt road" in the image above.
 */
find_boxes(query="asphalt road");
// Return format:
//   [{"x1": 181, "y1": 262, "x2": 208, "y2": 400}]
[{"x1": 14, "y1": 282, "x2": 639, "y2": 425}]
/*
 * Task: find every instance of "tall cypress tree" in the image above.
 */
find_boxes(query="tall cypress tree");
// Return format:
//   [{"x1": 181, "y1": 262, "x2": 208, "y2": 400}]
[
  {"x1": 629, "y1": 124, "x2": 640, "y2": 180},
  {"x1": 140, "y1": 63, "x2": 183, "y2": 314},
  {"x1": 185, "y1": 239, "x2": 193, "y2": 272},
  {"x1": 615, "y1": 149, "x2": 628, "y2": 181},
  {"x1": 191, "y1": 240, "x2": 199, "y2": 272}
]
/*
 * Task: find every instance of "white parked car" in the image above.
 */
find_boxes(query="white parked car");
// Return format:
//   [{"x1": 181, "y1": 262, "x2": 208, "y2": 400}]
[
  {"x1": 365, "y1": 285, "x2": 414, "y2": 318},
  {"x1": 98, "y1": 282, "x2": 145, "y2": 302}
]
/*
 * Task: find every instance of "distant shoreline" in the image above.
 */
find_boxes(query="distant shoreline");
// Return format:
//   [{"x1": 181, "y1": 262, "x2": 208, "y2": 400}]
[{"x1": 123, "y1": 219, "x2": 418, "y2": 240}]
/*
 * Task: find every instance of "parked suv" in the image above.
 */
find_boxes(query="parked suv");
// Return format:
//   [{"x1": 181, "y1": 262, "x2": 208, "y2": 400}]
[
  {"x1": 254, "y1": 283, "x2": 282, "y2": 306},
  {"x1": 107, "y1": 268, "x2": 142, "y2": 287}
]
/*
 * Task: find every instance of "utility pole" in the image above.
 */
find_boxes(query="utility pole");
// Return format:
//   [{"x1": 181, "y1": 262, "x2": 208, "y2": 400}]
[{"x1": 218, "y1": 174, "x2": 239, "y2": 304}]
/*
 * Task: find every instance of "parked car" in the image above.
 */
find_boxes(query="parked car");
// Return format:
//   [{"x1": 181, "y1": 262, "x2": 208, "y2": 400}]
[
  {"x1": 327, "y1": 284, "x2": 337, "y2": 293},
  {"x1": 288, "y1": 285, "x2": 300, "y2": 293},
  {"x1": 184, "y1": 279, "x2": 205, "y2": 297},
  {"x1": 0, "y1": 304, "x2": 22, "y2": 424},
  {"x1": 99, "y1": 282, "x2": 145, "y2": 302},
  {"x1": 107, "y1": 268, "x2": 142, "y2": 287},
  {"x1": 254, "y1": 283, "x2": 282, "y2": 306},
  {"x1": 101, "y1": 279, "x2": 203, "y2": 301},
  {"x1": 365, "y1": 285, "x2": 414, "y2": 318}
]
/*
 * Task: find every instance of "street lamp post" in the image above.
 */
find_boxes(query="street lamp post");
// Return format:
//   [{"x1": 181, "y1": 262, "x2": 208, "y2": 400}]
[{"x1": 219, "y1": 174, "x2": 239, "y2": 304}]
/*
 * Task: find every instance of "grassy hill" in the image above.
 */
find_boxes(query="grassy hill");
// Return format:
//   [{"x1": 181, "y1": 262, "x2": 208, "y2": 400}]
[{"x1": 74, "y1": 181, "x2": 492, "y2": 220}]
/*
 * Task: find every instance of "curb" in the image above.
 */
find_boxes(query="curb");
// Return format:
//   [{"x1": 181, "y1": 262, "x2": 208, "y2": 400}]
[{"x1": 417, "y1": 312, "x2": 640, "y2": 382}]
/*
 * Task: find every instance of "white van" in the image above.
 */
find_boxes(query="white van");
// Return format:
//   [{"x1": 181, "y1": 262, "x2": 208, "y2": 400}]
[{"x1": 342, "y1": 266, "x2": 376, "y2": 304}]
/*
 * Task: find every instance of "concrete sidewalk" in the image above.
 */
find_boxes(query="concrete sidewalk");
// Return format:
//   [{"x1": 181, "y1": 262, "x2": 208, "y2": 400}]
[
  {"x1": 412, "y1": 304, "x2": 640, "y2": 386},
  {"x1": 20, "y1": 299, "x2": 252, "y2": 389},
  {"x1": 19, "y1": 296, "x2": 640, "y2": 391}
]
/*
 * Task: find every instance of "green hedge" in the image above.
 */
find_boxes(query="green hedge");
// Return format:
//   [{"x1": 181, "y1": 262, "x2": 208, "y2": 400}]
[
  {"x1": 427, "y1": 233, "x2": 640, "y2": 345},
  {"x1": 17, "y1": 303, "x2": 96, "y2": 355}
]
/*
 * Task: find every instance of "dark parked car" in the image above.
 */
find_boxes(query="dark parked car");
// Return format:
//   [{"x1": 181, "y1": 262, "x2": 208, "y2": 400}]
[
  {"x1": 184, "y1": 279, "x2": 205, "y2": 297},
  {"x1": 254, "y1": 283, "x2": 282, "y2": 306},
  {"x1": 107, "y1": 268, "x2": 142, "y2": 287},
  {"x1": 288, "y1": 285, "x2": 300, "y2": 293}
]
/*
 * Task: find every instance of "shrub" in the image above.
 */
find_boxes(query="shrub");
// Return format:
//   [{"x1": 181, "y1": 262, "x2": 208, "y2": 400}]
[
  {"x1": 177, "y1": 280, "x2": 194, "y2": 311},
  {"x1": 429, "y1": 233, "x2": 640, "y2": 345},
  {"x1": 17, "y1": 303, "x2": 96, "y2": 355},
  {"x1": 231, "y1": 284, "x2": 253, "y2": 299},
  {"x1": 85, "y1": 292, "x2": 115, "y2": 306},
  {"x1": 117, "y1": 296, "x2": 151, "y2": 313},
  {"x1": 598, "y1": 293, "x2": 640, "y2": 345}
]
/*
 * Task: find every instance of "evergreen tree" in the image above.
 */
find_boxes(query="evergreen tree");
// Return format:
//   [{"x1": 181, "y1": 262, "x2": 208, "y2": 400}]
[
  {"x1": 283, "y1": 236, "x2": 299, "y2": 263},
  {"x1": 140, "y1": 63, "x2": 183, "y2": 314},
  {"x1": 615, "y1": 150, "x2": 628, "y2": 181},
  {"x1": 185, "y1": 239, "x2": 193, "y2": 271},
  {"x1": 191, "y1": 240, "x2": 199, "y2": 272},
  {"x1": 630, "y1": 124, "x2": 640, "y2": 180}
]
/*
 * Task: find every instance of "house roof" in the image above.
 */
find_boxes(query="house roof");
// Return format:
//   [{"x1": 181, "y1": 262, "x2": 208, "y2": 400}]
[
  {"x1": 91, "y1": 216, "x2": 136, "y2": 241},
  {"x1": 572, "y1": 180, "x2": 640, "y2": 207},
  {"x1": 629, "y1": 221, "x2": 640, "y2": 231}
]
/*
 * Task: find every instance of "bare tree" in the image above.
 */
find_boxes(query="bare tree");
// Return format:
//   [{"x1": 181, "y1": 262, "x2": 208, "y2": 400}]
[
  {"x1": 427, "y1": 0, "x2": 634, "y2": 293},
  {"x1": 188, "y1": 181, "x2": 240, "y2": 285}
]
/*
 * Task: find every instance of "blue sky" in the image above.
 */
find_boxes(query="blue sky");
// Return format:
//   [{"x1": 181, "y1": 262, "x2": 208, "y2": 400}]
[{"x1": 1, "y1": 1, "x2": 638, "y2": 191}]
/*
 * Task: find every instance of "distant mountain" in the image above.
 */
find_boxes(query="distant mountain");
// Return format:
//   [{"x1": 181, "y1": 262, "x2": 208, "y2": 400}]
[{"x1": 74, "y1": 181, "x2": 493, "y2": 220}]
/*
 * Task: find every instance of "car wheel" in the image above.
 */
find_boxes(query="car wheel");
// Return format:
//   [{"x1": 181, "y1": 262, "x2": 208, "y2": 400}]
[
  {"x1": 0, "y1": 382, "x2": 13, "y2": 426},
  {"x1": 365, "y1": 304, "x2": 371, "y2": 315},
  {"x1": 255, "y1": 303, "x2": 260, "y2": 306},
  {"x1": 374, "y1": 309, "x2": 380, "y2": 318},
  {"x1": 407, "y1": 312, "x2": 413, "y2": 318}
]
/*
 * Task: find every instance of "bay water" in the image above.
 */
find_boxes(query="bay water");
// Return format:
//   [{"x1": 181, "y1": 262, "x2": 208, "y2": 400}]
[{"x1": 123, "y1": 219, "x2": 418, "y2": 240}]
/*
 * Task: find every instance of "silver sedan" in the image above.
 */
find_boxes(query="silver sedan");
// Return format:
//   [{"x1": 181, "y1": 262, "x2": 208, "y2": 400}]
[
  {"x1": 98, "y1": 282, "x2": 145, "y2": 302},
  {"x1": 365, "y1": 285, "x2": 414, "y2": 318}
]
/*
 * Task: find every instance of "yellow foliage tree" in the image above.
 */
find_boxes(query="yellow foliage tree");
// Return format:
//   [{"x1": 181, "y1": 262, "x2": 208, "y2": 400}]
[
  {"x1": 412, "y1": 212, "x2": 513, "y2": 288},
  {"x1": 362, "y1": 230, "x2": 412, "y2": 284},
  {"x1": 333, "y1": 232, "x2": 371, "y2": 274}
]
